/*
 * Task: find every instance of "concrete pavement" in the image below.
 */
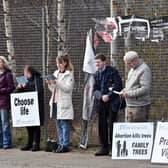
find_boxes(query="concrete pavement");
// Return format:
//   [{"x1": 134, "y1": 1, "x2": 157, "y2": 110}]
[{"x1": 0, "y1": 148, "x2": 167, "y2": 168}]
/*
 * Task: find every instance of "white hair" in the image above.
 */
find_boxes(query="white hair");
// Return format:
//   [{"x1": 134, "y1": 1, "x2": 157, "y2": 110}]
[{"x1": 124, "y1": 51, "x2": 139, "y2": 61}]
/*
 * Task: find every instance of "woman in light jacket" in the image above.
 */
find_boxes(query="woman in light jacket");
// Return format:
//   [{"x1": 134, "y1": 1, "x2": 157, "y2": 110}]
[{"x1": 47, "y1": 54, "x2": 74, "y2": 153}]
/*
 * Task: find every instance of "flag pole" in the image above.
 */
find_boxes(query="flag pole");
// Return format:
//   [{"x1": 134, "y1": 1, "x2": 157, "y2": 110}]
[{"x1": 110, "y1": 0, "x2": 119, "y2": 67}]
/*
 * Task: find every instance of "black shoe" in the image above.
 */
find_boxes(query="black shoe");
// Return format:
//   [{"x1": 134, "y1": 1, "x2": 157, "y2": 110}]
[
  {"x1": 53, "y1": 144, "x2": 61, "y2": 153},
  {"x1": 95, "y1": 148, "x2": 109, "y2": 156},
  {"x1": 32, "y1": 145, "x2": 40, "y2": 152},
  {"x1": 55, "y1": 145, "x2": 69, "y2": 153},
  {"x1": 21, "y1": 145, "x2": 32, "y2": 151},
  {"x1": 4, "y1": 146, "x2": 12, "y2": 150}
]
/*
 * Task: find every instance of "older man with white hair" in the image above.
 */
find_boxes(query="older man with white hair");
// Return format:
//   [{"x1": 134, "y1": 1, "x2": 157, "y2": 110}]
[{"x1": 120, "y1": 51, "x2": 151, "y2": 122}]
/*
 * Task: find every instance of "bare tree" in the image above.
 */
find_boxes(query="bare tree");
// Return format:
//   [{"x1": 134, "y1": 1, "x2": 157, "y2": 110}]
[
  {"x1": 44, "y1": 0, "x2": 50, "y2": 74},
  {"x1": 2, "y1": 0, "x2": 16, "y2": 75},
  {"x1": 45, "y1": 0, "x2": 57, "y2": 73},
  {"x1": 57, "y1": 0, "x2": 66, "y2": 56}
]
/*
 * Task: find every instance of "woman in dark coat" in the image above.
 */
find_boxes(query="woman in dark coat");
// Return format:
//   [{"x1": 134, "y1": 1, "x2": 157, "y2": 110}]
[
  {"x1": 16, "y1": 65, "x2": 44, "y2": 152},
  {"x1": 0, "y1": 56, "x2": 14, "y2": 149}
]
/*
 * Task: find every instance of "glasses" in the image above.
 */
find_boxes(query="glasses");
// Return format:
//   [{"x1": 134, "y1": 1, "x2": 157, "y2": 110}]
[
  {"x1": 126, "y1": 60, "x2": 133, "y2": 65},
  {"x1": 124, "y1": 58, "x2": 136, "y2": 65}
]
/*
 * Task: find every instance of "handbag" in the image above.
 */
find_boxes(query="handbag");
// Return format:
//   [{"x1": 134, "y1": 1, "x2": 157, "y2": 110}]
[{"x1": 45, "y1": 139, "x2": 58, "y2": 152}]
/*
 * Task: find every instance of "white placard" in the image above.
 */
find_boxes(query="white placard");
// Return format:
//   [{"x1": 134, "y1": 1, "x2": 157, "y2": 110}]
[
  {"x1": 151, "y1": 122, "x2": 168, "y2": 164},
  {"x1": 112, "y1": 122, "x2": 154, "y2": 160},
  {"x1": 11, "y1": 91, "x2": 40, "y2": 127}
]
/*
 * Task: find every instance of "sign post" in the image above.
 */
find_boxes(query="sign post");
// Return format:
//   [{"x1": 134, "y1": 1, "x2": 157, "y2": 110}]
[
  {"x1": 11, "y1": 91, "x2": 40, "y2": 127},
  {"x1": 151, "y1": 122, "x2": 168, "y2": 164},
  {"x1": 112, "y1": 122, "x2": 154, "y2": 160}
]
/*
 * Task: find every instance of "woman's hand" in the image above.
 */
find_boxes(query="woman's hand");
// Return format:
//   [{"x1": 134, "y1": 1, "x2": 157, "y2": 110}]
[
  {"x1": 17, "y1": 83, "x2": 22, "y2": 88},
  {"x1": 46, "y1": 80, "x2": 50, "y2": 84},
  {"x1": 17, "y1": 83, "x2": 26, "y2": 88},
  {"x1": 22, "y1": 83, "x2": 26, "y2": 88},
  {"x1": 46, "y1": 80, "x2": 56, "y2": 85}
]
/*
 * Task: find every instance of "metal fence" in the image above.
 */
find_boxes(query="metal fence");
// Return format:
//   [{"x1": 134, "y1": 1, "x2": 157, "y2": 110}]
[{"x1": 0, "y1": 0, "x2": 168, "y2": 145}]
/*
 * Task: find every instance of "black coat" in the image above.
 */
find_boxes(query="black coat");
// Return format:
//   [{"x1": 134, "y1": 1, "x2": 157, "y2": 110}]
[
  {"x1": 94, "y1": 65, "x2": 125, "y2": 113},
  {"x1": 15, "y1": 73, "x2": 44, "y2": 126}
]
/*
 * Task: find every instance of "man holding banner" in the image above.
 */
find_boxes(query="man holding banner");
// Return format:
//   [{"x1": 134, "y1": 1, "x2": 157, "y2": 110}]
[{"x1": 120, "y1": 51, "x2": 151, "y2": 122}]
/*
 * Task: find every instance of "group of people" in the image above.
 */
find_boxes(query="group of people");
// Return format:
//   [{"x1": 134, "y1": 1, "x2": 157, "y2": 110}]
[
  {"x1": 0, "y1": 50, "x2": 151, "y2": 156},
  {"x1": 94, "y1": 51, "x2": 151, "y2": 156},
  {"x1": 0, "y1": 58, "x2": 44, "y2": 151},
  {"x1": 0, "y1": 54, "x2": 74, "y2": 153}
]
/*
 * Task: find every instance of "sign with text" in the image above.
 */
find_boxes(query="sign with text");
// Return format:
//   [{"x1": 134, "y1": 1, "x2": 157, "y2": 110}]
[
  {"x1": 151, "y1": 122, "x2": 168, "y2": 164},
  {"x1": 11, "y1": 91, "x2": 40, "y2": 127},
  {"x1": 118, "y1": 16, "x2": 150, "y2": 40},
  {"x1": 112, "y1": 122, "x2": 154, "y2": 160}
]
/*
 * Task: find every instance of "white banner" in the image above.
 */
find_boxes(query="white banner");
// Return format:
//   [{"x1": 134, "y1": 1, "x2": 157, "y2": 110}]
[
  {"x1": 112, "y1": 122, "x2": 154, "y2": 160},
  {"x1": 151, "y1": 122, "x2": 168, "y2": 164},
  {"x1": 11, "y1": 91, "x2": 40, "y2": 127}
]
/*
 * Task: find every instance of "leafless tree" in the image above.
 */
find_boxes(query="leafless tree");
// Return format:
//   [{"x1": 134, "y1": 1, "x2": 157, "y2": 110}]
[
  {"x1": 2, "y1": 0, "x2": 16, "y2": 75},
  {"x1": 57, "y1": 0, "x2": 66, "y2": 56}
]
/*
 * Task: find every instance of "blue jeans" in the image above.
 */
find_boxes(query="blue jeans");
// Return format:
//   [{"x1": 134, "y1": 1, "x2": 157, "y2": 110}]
[
  {"x1": 53, "y1": 103, "x2": 70, "y2": 147},
  {"x1": 56, "y1": 120, "x2": 70, "y2": 147},
  {"x1": 0, "y1": 109, "x2": 12, "y2": 148}
]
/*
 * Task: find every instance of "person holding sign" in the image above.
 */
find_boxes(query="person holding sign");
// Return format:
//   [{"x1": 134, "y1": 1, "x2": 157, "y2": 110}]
[
  {"x1": 93, "y1": 53, "x2": 123, "y2": 156},
  {"x1": 47, "y1": 54, "x2": 74, "y2": 153},
  {"x1": 0, "y1": 56, "x2": 14, "y2": 149},
  {"x1": 120, "y1": 51, "x2": 151, "y2": 122},
  {"x1": 15, "y1": 65, "x2": 44, "y2": 152}
]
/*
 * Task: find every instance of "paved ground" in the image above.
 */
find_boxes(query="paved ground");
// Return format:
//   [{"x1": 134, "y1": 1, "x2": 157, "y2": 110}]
[{"x1": 0, "y1": 148, "x2": 168, "y2": 168}]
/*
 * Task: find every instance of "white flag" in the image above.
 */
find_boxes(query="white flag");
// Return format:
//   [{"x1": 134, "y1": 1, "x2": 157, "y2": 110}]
[
  {"x1": 83, "y1": 29, "x2": 96, "y2": 74},
  {"x1": 80, "y1": 30, "x2": 96, "y2": 148}
]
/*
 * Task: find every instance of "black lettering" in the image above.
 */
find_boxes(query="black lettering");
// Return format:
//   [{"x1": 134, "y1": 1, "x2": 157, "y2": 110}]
[
  {"x1": 133, "y1": 149, "x2": 148, "y2": 155},
  {"x1": 20, "y1": 106, "x2": 29, "y2": 115},
  {"x1": 14, "y1": 98, "x2": 34, "y2": 106},
  {"x1": 161, "y1": 148, "x2": 168, "y2": 158},
  {"x1": 14, "y1": 98, "x2": 18, "y2": 106}
]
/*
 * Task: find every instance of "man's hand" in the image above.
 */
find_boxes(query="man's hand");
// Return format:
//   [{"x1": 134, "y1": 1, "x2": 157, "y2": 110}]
[
  {"x1": 119, "y1": 90, "x2": 128, "y2": 98},
  {"x1": 102, "y1": 95, "x2": 109, "y2": 102}
]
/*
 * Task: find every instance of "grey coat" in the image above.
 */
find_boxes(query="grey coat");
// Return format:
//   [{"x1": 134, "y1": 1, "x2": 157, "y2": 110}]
[{"x1": 124, "y1": 60, "x2": 151, "y2": 106}]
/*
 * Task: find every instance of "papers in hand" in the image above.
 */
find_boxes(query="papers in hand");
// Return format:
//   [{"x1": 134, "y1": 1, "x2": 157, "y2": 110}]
[
  {"x1": 45, "y1": 74, "x2": 57, "y2": 81},
  {"x1": 113, "y1": 90, "x2": 120, "y2": 95},
  {"x1": 16, "y1": 76, "x2": 28, "y2": 84}
]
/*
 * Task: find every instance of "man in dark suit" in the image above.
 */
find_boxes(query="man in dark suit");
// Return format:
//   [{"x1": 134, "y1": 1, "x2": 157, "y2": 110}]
[{"x1": 94, "y1": 53, "x2": 123, "y2": 156}]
